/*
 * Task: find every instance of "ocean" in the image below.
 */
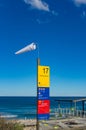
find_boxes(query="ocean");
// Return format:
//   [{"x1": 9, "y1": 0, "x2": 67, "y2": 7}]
[{"x1": 0, "y1": 96, "x2": 86, "y2": 119}]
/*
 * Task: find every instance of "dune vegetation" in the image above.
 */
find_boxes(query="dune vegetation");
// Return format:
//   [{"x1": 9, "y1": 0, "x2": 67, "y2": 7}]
[{"x1": 0, "y1": 117, "x2": 23, "y2": 130}]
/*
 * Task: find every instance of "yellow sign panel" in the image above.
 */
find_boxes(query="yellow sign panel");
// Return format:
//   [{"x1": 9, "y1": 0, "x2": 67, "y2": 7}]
[{"x1": 38, "y1": 65, "x2": 50, "y2": 87}]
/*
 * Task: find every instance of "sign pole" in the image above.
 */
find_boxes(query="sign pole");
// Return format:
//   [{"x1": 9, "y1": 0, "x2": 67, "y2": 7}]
[{"x1": 36, "y1": 58, "x2": 40, "y2": 130}]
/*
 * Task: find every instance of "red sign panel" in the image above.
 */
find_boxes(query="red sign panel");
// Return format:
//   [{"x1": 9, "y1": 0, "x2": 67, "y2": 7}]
[{"x1": 38, "y1": 100, "x2": 50, "y2": 114}]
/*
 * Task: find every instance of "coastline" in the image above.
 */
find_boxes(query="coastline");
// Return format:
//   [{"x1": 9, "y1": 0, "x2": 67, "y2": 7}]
[
  {"x1": 7, "y1": 119, "x2": 36, "y2": 130},
  {"x1": 0, "y1": 97, "x2": 86, "y2": 129},
  {"x1": 8, "y1": 117, "x2": 86, "y2": 130}
]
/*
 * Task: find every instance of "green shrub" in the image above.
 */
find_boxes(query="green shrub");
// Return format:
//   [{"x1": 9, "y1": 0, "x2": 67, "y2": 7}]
[{"x1": 0, "y1": 117, "x2": 23, "y2": 130}]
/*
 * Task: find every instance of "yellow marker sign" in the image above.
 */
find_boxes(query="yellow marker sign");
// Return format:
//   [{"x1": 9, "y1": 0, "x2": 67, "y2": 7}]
[{"x1": 38, "y1": 65, "x2": 50, "y2": 87}]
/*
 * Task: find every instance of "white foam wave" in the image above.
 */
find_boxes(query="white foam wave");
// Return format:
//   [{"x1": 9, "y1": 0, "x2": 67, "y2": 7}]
[{"x1": 0, "y1": 114, "x2": 18, "y2": 118}]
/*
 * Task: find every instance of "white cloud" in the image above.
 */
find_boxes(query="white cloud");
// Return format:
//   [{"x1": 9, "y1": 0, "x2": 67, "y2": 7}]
[
  {"x1": 73, "y1": 0, "x2": 86, "y2": 5},
  {"x1": 36, "y1": 18, "x2": 50, "y2": 24},
  {"x1": 24, "y1": 0, "x2": 49, "y2": 12},
  {"x1": 82, "y1": 11, "x2": 86, "y2": 16},
  {"x1": 51, "y1": 10, "x2": 58, "y2": 16},
  {"x1": 81, "y1": 11, "x2": 86, "y2": 18}
]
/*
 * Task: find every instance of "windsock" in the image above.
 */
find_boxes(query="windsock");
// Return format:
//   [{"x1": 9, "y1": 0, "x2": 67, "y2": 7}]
[{"x1": 15, "y1": 42, "x2": 36, "y2": 55}]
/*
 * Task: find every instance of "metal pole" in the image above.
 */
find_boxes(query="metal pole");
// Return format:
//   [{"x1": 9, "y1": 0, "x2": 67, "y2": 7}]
[
  {"x1": 36, "y1": 58, "x2": 40, "y2": 130},
  {"x1": 82, "y1": 101, "x2": 84, "y2": 118}
]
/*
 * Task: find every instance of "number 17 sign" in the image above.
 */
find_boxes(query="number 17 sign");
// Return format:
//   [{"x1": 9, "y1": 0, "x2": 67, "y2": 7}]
[{"x1": 38, "y1": 66, "x2": 50, "y2": 87}]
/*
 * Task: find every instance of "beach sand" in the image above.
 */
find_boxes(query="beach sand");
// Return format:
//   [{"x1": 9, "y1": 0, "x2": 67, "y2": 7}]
[{"x1": 10, "y1": 117, "x2": 86, "y2": 130}]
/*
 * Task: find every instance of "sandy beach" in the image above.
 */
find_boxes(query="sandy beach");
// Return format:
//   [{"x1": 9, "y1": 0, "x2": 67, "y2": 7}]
[
  {"x1": 10, "y1": 119, "x2": 36, "y2": 130},
  {"x1": 9, "y1": 117, "x2": 86, "y2": 130}
]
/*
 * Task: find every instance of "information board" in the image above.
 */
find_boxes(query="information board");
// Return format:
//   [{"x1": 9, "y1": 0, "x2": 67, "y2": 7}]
[
  {"x1": 38, "y1": 100, "x2": 50, "y2": 114},
  {"x1": 38, "y1": 88, "x2": 49, "y2": 100},
  {"x1": 38, "y1": 114, "x2": 49, "y2": 120},
  {"x1": 38, "y1": 66, "x2": 50, "y2": 87}
]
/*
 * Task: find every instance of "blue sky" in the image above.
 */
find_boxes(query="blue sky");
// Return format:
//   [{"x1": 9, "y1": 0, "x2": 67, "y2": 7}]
[{"x1": 0, "y1": 0, "x2": 86, "y2": 96}]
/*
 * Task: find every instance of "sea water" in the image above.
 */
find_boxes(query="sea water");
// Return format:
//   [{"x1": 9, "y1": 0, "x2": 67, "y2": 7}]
[{"x1": 0, "y1": 96, "x2": 86, "y2": 119}]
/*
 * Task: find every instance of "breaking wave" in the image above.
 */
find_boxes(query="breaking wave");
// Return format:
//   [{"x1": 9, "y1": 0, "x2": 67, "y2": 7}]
[{"x1": 0, "y1": 114, "x2": 18, "y2": 118}]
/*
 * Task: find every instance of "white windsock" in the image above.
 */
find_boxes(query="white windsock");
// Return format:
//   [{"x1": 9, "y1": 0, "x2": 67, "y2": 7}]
[{"x1": 15, "y1": 42, "x2": 36, "y2": 55}]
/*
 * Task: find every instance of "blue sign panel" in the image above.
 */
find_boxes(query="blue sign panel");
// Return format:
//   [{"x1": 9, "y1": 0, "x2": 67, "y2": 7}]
[
  {"x1": 38, "y1": 114, "x2": 49, "y2": 120},
  {"x1": 38, "y1": 88, "x2": 49, "y2": 100}
]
